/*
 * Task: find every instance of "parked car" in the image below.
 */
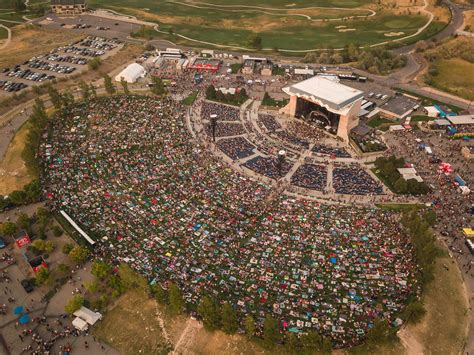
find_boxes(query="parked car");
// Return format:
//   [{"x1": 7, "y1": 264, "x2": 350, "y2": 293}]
[
  {"x1": 21, "y1": 279, "x2": 34, "y2": 293},
  {"x1": 0, "y1": 237, "x2": 5, "y2": 249}
]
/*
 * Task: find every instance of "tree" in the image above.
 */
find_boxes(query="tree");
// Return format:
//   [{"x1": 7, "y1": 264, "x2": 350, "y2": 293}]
[
  {"x1": 79, "y1": 81, "x2": 90, "y2": 101},
  {"x1": 88, "y1": 57, "x2": 102, "y2": 70},
  {"x1": 91, "y1": 260, "x2": 112, "y2": 280},
  {"x1": 52, "y1": 225, "x2": 63, "y2": 237},
  {"x1": 151, "y1": 76, "x2": 167, "y2": 96},
  {"x1": 48, "y1": 85, "x2": 63, "y2": 110},
  {"x1": 205, "y1": 85, "x2": 216, "y2": 100},
  {"x1": 68, "y1": 245, "x2": 90, "y2": 263},
  {"x1": 11, "y1": 0, "x2": 26, "y2": 12},
  {"x1": 62, "y1": 243, "x2": 74, "y2": 255},
  {"x1": 197, "y1": 296, "x2": 220, "y2": 330},
  {"x1": 366, "y1": 319, "x2": 391, "y2": 346},
  {"x1": 168, "y1": 283, "x2": 185, "y2": 315},
  {"x1": 248, "y1": 33, "x2": 262, "y2": 50},
  {"x1": 394, "y1": 177, "x2": 407, "y2": 194},
  {"x1": 35, "y1": 267, "x2": 50, "y2": 285},
  {"x1": 120, "y1": 77, "x2": 130, "y2": 95},
  {"x1": 403, "y1": 301, "x2": 426, "y2": 324},
  {"x1": 89, "y1": 84, "x2": 97, "y2": 98},
  {"x1": 61, "y1": 90, "x2": 75, "y2": 107},
  {"x1": 220, "y1": 302, "x2": 238, "y2": 334},
  {"x1": 16, "y1": 212, "x2": 31, "y2": 231},
  {"x1": 65, "y1": 294, "x2": 84, "y2": 314},
  {"x1": 0, "y1": 221, "x2": 18, "y2": 236},
  {"x1": 263, "y1": 314, "x2": 280, "y2": 349},
  {"x1": 244, "y1": 314, "x2": 256, "y2": 339},
  {"x1": 104, "y1": 74, "x2": 116, "y2": 95},
  {"x1": 154, "y1": 286, "x2": 168, "y2": 305},
  {"x1": 423, "y1": 210, "x2": 437, "y2": 226}
]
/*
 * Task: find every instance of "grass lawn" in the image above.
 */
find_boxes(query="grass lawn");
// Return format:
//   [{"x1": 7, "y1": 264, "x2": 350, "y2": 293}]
[
  {"x1": 181, "y1": 90, "x2": 199, "y2": 106},
  {"x1": 0, "y1": 25, "x2": 7, "y2": 39},
  {"x1": 94, "y1": 290, "x2": 172, "y2": 355},
  {"x1": 410, "y1": 115, "x2": 432, "y2": 122},
  {"x1": 407, "y1": 255, "x2": 469, "y2": 354},
  {"x1": 371, "y1": 168, "x2": 397, "y2": 193},
  {"x1": 0, "y1": 121, "x2": 35, "y2": 195},
  {"x1": 430, "y1": 58, "x2": 474, "y2": 101},
  {"x1": 367, "y1": 116, "x2": 393, "y2": 128}
]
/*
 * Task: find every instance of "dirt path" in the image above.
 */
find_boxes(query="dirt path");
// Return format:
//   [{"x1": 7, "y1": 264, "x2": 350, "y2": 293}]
[
  {"x1": 398, "y1": 328, "x2": 424, "y2": 354},
  {"x1": 171, "y1": 318, "x2": 203, "y2": 354}
]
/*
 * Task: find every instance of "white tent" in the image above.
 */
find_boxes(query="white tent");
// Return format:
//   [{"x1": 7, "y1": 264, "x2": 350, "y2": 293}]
[
  {"x1": 115, "y1": 63, "x2": 146, "y2": 83},
  {"x1": 72, "y1": 317, "x2": 89, "y2": 331},
  {"x1": 424, "y1": 106, "x2": 439, "y2": 118},
  {"x1": 73, "y1": 306, "x2": 102, "y2": 326}
]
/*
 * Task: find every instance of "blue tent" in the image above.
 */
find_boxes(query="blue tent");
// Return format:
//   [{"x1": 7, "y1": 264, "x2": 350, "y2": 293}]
[
  {"x1": 19, "y1": 314, "x2": 30, "y2": 325},
  {"x1": 13, "y1": 306, "x2": 24, "y2": 315}
]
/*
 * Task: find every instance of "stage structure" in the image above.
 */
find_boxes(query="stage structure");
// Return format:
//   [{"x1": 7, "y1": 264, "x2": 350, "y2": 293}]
[{"x1": 281, "y1": 77, "x2": 364, "y2": 142}]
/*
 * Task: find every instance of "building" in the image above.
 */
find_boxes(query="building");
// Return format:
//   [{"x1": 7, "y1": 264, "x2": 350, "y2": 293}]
[
  {"x1": 115, "y1": 63, "x2": 146, "y2": 83},
  {"x1": 51, "y1": 0, "x2": 87, "y2": 14},
  {"x1": 281, "y1": 76, "x2": 364, "y2": 141}
]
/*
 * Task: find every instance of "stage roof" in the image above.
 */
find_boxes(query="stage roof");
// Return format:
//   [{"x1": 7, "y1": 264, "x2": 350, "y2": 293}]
[{"x1": 283, "y1": 77, "x2": 364, "y2": 112}]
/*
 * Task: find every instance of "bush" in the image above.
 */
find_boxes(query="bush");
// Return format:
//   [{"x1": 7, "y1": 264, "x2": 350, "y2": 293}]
[
  {"x1": 65, "y1": 294, "x2": 84, "y2": 314},
  {"x1": 62, "y1": 243, "x2": 74, "y2": 255}
]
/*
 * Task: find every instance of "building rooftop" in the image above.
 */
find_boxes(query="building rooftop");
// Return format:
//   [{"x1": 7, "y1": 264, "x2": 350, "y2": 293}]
[
  {"x1": 283, "y1": 76, "x2": 364, "y2": 112},
  {"x1": 51, "y1": 0, "x2": 86, "y2": 4}
]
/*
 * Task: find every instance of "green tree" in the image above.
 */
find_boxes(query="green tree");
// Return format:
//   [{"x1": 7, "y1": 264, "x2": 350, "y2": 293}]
[
  {"x1": 168, "y1": 283, "x2": 185, "y2": 315},
  {"x1": 104, "y1": 74, "x2": 116, "y2": 95},
  {"x1": 197, "y1": 296, "x2": 220, "y2": 330},
  {"x1": 48, "y1": 85, "x2": 63, "y2": 110},
  {"x1": 11, "y1": 0, "x2": 26, "y2": 12},
  {"x1": 423, "y1": 210, "x2": 437, "y2": 226},
  {"x1": 244, "y1": 314, "x2": 256, "y2": 339},
  {"x1": 91, "y1": 260, "x2": 112, "y2": 280},
  {"x1": 89, "y1": 84, "x2": 97, "y2": 98},
  {"x1": 220, "y1": 302, "x2": 238, "y2": 334},
  {"x1": 52, "y1": 225, "x2": 63, "y2": 237},
  {"x1": 394, "y1": 177, "x2": 407, "y2": 194},
  {"x1": 35, "y1": 267, "x2": 50, "y2": 285},
  {"x1": 366, "y1": 319, "x2": 391, "y2": 346},
  {"x1": 248, "y1": 33, "x2": 262, "y2": 50},
  {"x1": 62, "y1": 243, "x2": 74, "y2": 255},
  {"x1": 61, "y1": 90, "x2": 75, "y2": 107},
  {"x1": 88, "y1": 57, "x2": 102, "y2": 70},
  {"x1": 16, "y1": 212, "x2": 31, "y2": 231},
  {"x1": 0, "y1": 221, "x2": 18, "y2": 236},
  {"x1": 120, "y1": 77, "x2": 130, "y2": 95},
  {"x1": 65, "y1": 294, "x2": 84, "y2": 314},
  {"x1": 151, "y1": 76, "x2": 166, "y2": 96},
  {"x1": 403, "y1": 301, "x2": 426, "y2": 324},
  {"x1": 79, "y1": 81, "x2": 90, "y2": 101},
  {"x1": 263, "y1": 314, "x2": 280, "y2": 349},
  {"x1": 68, "y1": 245, "x2": 90, "y2": 263}
]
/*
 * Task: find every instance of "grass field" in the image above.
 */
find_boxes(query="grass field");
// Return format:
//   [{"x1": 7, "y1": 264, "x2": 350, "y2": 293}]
[
  {"x1": 430, "y1": 58, "x2": 474, "y2": 101},
  {"x1": 408, "y1": 255, "x2": 469, "y2": 353},
  {"x1": 0, "y1": 121, "x2": 35, "y2": 195},
  {"x1": 90, "y1": 0, "x2": 435, "y2": 50},
  {"x1": 0, "y1": 25, "x2": 7, "y2": 39}
]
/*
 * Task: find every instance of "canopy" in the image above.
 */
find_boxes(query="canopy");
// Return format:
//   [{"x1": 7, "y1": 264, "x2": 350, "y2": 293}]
[
  {"x1": 73, "y1": 306, "x2": 102, "y2": 325},
  {"x1": 14, "y1": 306, "x2": 24, "y2": 315},
  {"x1": 115, "y1": 63, "x2": 146, "y2": 83},
  {"x1": 72, "y1": 317, "x2": 89, "y2": 331},
  {"x1": 19, "y1": 314, "x2": 30, "y2": 325}
]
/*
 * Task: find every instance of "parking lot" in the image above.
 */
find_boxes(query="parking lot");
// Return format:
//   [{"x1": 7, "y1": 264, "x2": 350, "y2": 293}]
[{"x1": 0, "y1": 36, "x2": 122, "y2": 94}]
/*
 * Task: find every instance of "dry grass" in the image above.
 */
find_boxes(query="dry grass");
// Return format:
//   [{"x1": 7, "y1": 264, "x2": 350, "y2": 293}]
[
  {"x1": 93, "y1": 290, "x2": 172, "y2": 355},
  {"x1": 0, "y1": 121, "x2": 35, "y2": 195},
  {"x1": 407, "y1": 256, "x2": 469, "y2": 354},
  {"x1": 462, "y1": 10, "x2": 474, "y2": 31},
  {"x1": 0, "y1": 25, "x2": 84, "y2": 69}
]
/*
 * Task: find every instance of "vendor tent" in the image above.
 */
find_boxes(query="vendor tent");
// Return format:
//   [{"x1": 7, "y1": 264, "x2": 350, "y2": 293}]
[
  {"x1": 72, "y1": 317, "x2": 89, "y2": 331},
  {"x1": 115, "y1": 63, "x2": 146, "y2": 83},
  {"x1": 73, "y1": 306, "x2": 102, "y2": 326}
]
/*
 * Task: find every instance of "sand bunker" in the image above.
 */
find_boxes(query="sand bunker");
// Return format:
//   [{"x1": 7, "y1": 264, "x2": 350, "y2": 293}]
[
  {"x1": 384, "y1": 31, "x2": 404, "y2": 37},
  {"x1": 338, "y1": 28, "x2": 356, "y2": 32},
  {"x1": 335, "y1": 25, "x2": 347, "y2": 29},
  {"x1": 285, "y1": 3, "x2": 296, "y2": 6}
]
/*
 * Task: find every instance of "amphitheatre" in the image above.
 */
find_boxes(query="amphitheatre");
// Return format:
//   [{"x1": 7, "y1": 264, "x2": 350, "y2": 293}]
[{"x1": 40, "y1": 95, "x2": 421, "y2": 348}]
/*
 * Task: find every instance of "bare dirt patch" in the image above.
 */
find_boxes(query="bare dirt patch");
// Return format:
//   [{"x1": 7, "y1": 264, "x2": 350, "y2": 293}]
[
  {"x1": 338, "y1": 28, "x2": 356, "y2": 32},
  {"x1": 462, "y1": 10, "x2": 474, "y2": 32},
  {"x1": 385, "y1": 31, "x2": 405, "y2": 36}
]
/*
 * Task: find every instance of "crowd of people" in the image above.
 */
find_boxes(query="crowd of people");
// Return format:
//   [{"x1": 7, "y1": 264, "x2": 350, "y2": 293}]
[
  {"x1": 39, "y1": 96, "x2": 420, "y2": 347},
  {"x1": 204, "y1": 121, "x2": 246, "y2": 138},
  {"x1": 333, "y1": 164, "x2": 384, "y2": 195},
  {"x1": 258, "y1": 114, "x2": 281, "y2": 132},
  {"x1": 216, "y1": 137, "x2": 256, "y2": 160},
  {"x1": 201, "y1": 101, "x2": 240, "y2": 121},
  {"x1": 291, "y1": 164, "x2": 328, "y2": 191},
  {"x1": 312, "y1": 145, "x2": 351, "y2": 158},
  {"x1": 243, "y1": 156, "x2": 293, "y2": 179}
]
